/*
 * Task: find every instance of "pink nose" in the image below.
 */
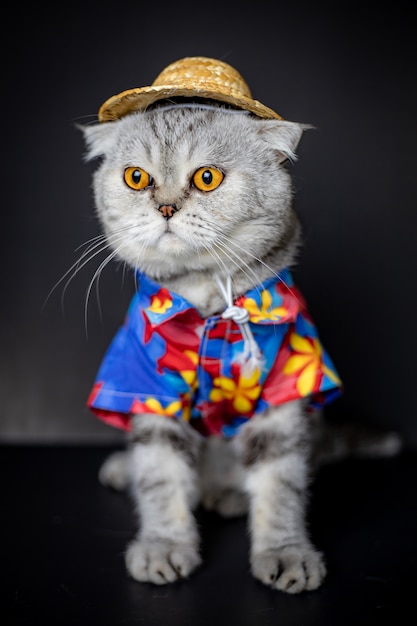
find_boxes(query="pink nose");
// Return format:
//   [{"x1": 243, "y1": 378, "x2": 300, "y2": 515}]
[{"x1": 158, "y1": 204, "x2": 178, "y2": 219}]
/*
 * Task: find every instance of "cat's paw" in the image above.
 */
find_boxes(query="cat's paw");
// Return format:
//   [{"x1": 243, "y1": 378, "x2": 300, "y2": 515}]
[
  {"x1": 202, "y1": 488, "x2": 248, "y2": 518},
  {"x1": 98, "y1": 451, "x2": 131, "y2": 490},
  {"x1": 125, "y1": 539, "x2": 202, "y2": 585},
  {"x1": 251, "y1": 544, "x2": 326, "y2": 593}
]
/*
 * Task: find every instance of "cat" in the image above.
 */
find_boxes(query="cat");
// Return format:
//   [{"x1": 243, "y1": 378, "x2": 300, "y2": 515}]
[{"x1": 79, "y1": 58, "x2": 401, "y2": 593}]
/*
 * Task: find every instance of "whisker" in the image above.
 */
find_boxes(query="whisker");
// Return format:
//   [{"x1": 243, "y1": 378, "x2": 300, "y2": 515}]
[
  {"x1": 74, "y1": 232, "x2": 109, "y2": 253},
  {"x1": 43, "y1": 224, "x2": 139, "y2": 312},
  {"x1": 42, "y1": 235, "x2": 109, "y2": 312},
  {"x1": 193, "y1": 217, "x2": 265, "y2": 291},
  {"x1": 213, "y1": 241, "x2": 266, "y2": 302},
  {"x1": 202, "y1": 218, "x2": 302, "y2": 303},
  {"x1": 60, "y1": 237, "x2": 121, "y2": 312},
  {"x1": 121, "y1": 260, "x2": 130, "y2": 291},
  {"x1": 133, "y1": 239, "x2": 152, "y2": 291},
  {"x1": 84, "y1": 243, "x2": 126, "y2": 334},
  {"x1": 199, "y1": 239, "x2": 229, "y2": 277},
  {"x1": 186, "y1": 218, "x2": 265, "y2": 300},
  {"x1": 204, "y1": 219, "x2": 274, "y2": 276},
  {"x1": 220, "y1": 232, "x2": 302, "y2": 302}
]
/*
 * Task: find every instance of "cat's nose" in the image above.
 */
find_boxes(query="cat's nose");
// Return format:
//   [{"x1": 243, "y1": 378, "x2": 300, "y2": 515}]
[{"x1": 158, "y1": 204, "x2": 178, "y2": 220}]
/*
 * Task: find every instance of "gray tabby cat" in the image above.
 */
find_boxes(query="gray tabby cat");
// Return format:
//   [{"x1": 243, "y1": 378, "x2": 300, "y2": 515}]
[{"x1": 79, "y1": 57, "x2": 400, "y2": 593}]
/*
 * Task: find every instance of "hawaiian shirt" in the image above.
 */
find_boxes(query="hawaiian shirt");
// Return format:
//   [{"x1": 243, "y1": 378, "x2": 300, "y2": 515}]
[{"x1": 88, "y1": 269, "x2": 342, "y2": 437}]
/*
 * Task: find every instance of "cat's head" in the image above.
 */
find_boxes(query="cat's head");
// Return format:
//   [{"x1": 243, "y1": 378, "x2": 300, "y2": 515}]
[{"x1": 81, "y1": 104, "x2": 307, "y2": 283}]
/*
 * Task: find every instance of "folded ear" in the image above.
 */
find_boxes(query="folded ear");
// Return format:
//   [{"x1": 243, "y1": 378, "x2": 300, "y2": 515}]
[
  {"x1": 258, "y1": 120, "x2": 313, "y2": 163},
  {"x1": 77, "y1": 122, "x2": 119, "y2": 161}
]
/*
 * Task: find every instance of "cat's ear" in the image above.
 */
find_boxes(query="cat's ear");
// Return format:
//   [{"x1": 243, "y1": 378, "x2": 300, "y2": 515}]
[
  {"x1": 77, "y1": 122, "x2": 119, "y2": 161},
  {"x1": 258, "y1": 120, "x2": 312, "y2": 163}
]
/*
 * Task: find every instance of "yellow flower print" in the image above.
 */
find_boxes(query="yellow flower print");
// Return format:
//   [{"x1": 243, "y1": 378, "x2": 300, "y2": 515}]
[
  {"x1": 148, "y1": 289, "x2": 173, "y2": 314},
  {"x1": 179, "y1": 350, "x2": 199, "y2": 390},
  {"x1": 210, "y1": 368, "x2": 262, "y2": 414},
  {"x1": 145, "y1": 398, "x2": 182, "y2": 417},
  {"x1": 243, "y1": 289, "x2": 288, "y2": 322},
  {"x1": 283, "y1": 333, "x2": 341, "y2": 396}
]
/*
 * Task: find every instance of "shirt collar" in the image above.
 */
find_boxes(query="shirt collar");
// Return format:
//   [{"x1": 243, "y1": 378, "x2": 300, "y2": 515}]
[{"x1": 136, "y1": 269, "x2": 301, "y2": 326}]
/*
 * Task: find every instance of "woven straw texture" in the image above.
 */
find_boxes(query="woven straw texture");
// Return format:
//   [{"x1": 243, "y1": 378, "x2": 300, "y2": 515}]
[{"x1": 98, "y1": 57, "x2": 282, "y2": 122}]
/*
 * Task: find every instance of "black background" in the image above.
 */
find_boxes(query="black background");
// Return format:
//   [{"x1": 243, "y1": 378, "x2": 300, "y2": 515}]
[
  {"x1": 3, "y1": 445, "x2": 417, "y2": 625},
  {"x1": 2, "y1": 3, "x2": 416, "y2": 445},
  {"x1": 3, "y1": 6, "x2": 417, "y2": 625}
]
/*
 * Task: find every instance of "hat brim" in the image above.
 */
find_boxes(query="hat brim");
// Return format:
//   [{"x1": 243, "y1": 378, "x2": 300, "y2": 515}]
[{"x1": 98, "y1": 85, "x2": 283, "y2": 122}]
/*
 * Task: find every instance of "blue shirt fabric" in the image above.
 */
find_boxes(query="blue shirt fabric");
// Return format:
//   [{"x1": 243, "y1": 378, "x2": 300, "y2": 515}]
[{"x1": 88, "y1": 269, "x2": 342, "y2": 437}]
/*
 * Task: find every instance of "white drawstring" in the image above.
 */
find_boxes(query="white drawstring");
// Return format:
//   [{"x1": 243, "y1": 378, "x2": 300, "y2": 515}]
[{"x1": 215, "y1": 275, "x2": 265, "y2": 375}]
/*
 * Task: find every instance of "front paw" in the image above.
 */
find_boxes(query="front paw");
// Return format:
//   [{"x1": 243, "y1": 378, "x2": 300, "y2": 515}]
[
  {"x1": 251, "y1": 544, "x2": 326, "y2": 593},
  {"x1": 125, "y1": 539, "x2": 202, "y2": 585}
]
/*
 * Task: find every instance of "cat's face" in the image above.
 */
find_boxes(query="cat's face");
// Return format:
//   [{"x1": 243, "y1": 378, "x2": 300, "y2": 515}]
[{"x1": 82, "y1": 106, "x2": 304, "y2": 283}]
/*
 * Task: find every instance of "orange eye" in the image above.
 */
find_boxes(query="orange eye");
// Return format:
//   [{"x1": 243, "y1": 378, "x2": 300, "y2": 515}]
[
  {"x1": 192, "y1": 167, "x2": 224, "y2": 192},
  {"x1": 124, "y1": 167, "x2": 152, "y2": 190}
]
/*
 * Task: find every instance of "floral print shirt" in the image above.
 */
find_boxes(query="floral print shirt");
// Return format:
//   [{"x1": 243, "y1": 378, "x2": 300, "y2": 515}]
[{"x1": 88, "y1": 269, "x2": 342, "y2": 437}]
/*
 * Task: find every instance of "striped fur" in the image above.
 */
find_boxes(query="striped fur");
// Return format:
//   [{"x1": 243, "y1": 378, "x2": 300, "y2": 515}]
[{"x1": 82, "y1": 105, "x2": 400, "y2": 591}]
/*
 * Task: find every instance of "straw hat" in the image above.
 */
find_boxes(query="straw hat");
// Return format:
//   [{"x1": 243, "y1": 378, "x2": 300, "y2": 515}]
[{"x1": 98, "y1": 56, "x2": 283, "y2": 122}]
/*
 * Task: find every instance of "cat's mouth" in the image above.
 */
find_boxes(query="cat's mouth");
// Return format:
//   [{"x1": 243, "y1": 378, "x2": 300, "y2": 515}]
[
  {"x1": 163, "y1": 222, "x2": 175, "y2": 236},
  {"x1": 160, "y1": 222, "x2": 185, "y2": 248}
]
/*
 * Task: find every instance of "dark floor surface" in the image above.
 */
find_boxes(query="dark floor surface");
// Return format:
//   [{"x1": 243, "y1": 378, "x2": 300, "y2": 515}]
[{"x1": 2, "y1": 444, "x2": 417, "y2": 626}]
